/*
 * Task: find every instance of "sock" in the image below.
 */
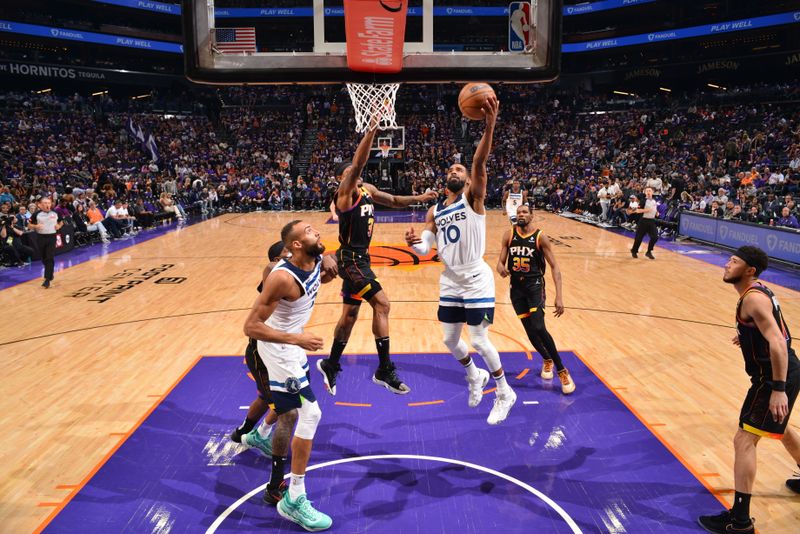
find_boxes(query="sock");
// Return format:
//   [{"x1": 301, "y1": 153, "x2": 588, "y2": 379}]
[
  {"x1": 268, "y1": 455, "x2": 287, "y2": 490},
  {"x1": 375, "y1": 336, "x2": 391, "y2": 368},
  {"x1": 257, "y1": 419, "x2": 273, "y2": 439},
  {"x1": 462, "y1": 357, "x2": 480, "y2": 380},
  {"x1": 731, "y1": 491, "x2": 751, "y2": 525},
  {"x1": 236, "y1": 417, "x2": 258, "y2": 436},
  {"x1": 522, "y1": 316, "x2": 565, "y2": 371},
  {"x1": 328, "y1": 339, "x2": 347, "y2": 365},
  {"x1": 289, "y1": 473, "x2": 306, "y2": 500},
  {"x1": 539, "y1": 331, "x2": 565, "y2": 371},
  {"x1": 493, "y1": 372, "x2": 511, "y2": 396}
]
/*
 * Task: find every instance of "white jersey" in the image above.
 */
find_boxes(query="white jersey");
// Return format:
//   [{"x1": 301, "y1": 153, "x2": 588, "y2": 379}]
[
  {"x1": 505, "y1": 190, "x2": 524, "y2": 214},
  {"x1": 257, "y1": 256, "x2": 321, "y2": 392},
  {"x1": 434, "y1": 193, "x2": 486, "y2": 271}
]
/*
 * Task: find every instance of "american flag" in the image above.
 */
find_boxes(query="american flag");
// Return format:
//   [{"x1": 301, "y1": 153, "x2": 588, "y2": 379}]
[{"x1": 214, "y1": 27, "x2": 257, "y2": 54}]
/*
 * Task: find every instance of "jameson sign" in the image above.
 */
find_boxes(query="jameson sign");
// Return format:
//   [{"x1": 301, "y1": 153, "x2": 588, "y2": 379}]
[{"x1": 0, "y1": 60, "x2": 178, "y2": 85}]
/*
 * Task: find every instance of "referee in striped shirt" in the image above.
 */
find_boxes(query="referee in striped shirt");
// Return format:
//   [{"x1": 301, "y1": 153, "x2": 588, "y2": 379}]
[
  {"x1": 630, "y1": 187, "x2": 658, "y2": 260},
  {"x1": 28, "y1": 197, "x2": 63, "y2": 288}
]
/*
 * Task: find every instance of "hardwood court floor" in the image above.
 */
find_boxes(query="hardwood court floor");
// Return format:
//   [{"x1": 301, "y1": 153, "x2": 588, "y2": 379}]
[{"x1": 2, "y1": 210, "x2": 798, "y2": 533}]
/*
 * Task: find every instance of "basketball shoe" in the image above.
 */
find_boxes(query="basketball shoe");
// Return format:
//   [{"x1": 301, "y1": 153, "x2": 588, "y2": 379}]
[
  {"x1": 487, "y1": 389, "x2": 517, "y2": 425},
  {"x1": 558, "y1": 369, "x2": 576, "y2": 395},
  {"x1": 786, "y1": 469, "x2": 800, "y2": 494},
  {"x1": 242, "y1": 427, "x2": 272, "y2": 456},
  {"x1": 698, "y1": 510, "x2": 754, "y2": 533},
  {"x1": 277, "y1": 492, "x2": 332, "y2": 531},
  {"x1": 466, "y1": 368, "x2": 490, "y2": 408},
  {"x1": 316, "y1": 359, "x2": 341, "y2": 396},
  {"x1": 540, "y1": 359, "x2": 555, "y2": 379},
  {"x1": 372, "y1": 362, "x2": 411, "y2": 394},
  {"x1": 263, "y1": 480, "x2": 287, "y2": 505}
]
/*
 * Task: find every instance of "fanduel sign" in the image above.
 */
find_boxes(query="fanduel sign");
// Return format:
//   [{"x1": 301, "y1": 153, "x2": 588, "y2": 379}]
[
  {"x1": 564, "y1": 10, "x2": 800, "y2": 53},
  {"x1": 680, "y1": 212, "x2": 800, "y2": 265},
  {"x1": 563, "y1": 0, "x2": 655, "y2": 17},
  {"x1": 0, "y1": 20, "x2": 182, "y2": 54}
]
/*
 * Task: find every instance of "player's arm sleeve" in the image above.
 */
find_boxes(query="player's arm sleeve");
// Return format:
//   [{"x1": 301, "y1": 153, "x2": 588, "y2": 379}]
[{"x1": 411, "y1": 207, "x2": 437, "y2": 255}]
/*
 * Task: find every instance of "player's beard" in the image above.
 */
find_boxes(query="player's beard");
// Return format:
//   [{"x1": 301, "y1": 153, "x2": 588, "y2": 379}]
[
  {"x1": 516, "y1": 218, "x2": 528, "y2": 227},
  {"x1": 446, "y1": 178, "x2": 464, "y2": 193},
  {"x1": 305, "y1": 241, "x2": 326, "y2": 256},
  {"x1": 722, "y1": 273, "x2": 739, "y2": 284}
]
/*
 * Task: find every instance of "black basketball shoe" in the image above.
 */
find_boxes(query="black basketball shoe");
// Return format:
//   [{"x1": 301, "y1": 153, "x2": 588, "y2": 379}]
[
  {"x1": 263, "y1": 480, "x2": 288, "y2": 505},
  {"x1": 316, "y1": 359, "x2": 342, "y2": 396},
  {"x1": 372, "y1": 362, "x2": 411, "y2": 395},
  {"x1": 698, "y1": 510, "x2": 754, "y2": 533},
  {"x1": 786, "y1": 470, "x2": 800, "y2": 494}
]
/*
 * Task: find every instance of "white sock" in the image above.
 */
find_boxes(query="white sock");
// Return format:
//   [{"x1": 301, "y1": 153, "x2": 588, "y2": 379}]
[
  {"x1": 257, "y1": 420, "x2": 273, "y2": 439},
  {"x1": 289, "y1": 473, "x2": 306, "y2": 500},
  {"x1": 463, "y1": 358, "x2": 480, "y2": 380},
  {"x1": 494, "y1": 372, "x2": 511, "y2": 396}
]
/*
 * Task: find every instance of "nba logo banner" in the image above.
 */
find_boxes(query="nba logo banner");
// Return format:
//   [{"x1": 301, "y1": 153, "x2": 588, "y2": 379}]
[{"x1": 508, "y1": 2, "x2": 533, "y2": 52}]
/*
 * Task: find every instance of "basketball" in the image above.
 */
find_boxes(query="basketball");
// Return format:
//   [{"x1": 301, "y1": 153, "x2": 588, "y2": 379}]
[{"x1": 458, "y1": 83, "x2": 496, "y2": 120}]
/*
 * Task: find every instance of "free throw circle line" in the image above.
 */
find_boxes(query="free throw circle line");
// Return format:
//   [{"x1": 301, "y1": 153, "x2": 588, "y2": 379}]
[{"x1": 206, "y1": 453, "x2": 582, "y2": 533}]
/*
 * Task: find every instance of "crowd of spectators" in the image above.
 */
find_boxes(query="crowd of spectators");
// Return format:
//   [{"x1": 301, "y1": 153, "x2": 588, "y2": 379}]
[{"x1": 1, "y1": 79, "x2": 798, "y2": 266}]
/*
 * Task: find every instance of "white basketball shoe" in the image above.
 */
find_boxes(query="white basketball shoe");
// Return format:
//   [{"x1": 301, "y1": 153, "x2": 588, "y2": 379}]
[{"x1": 466, "y1": 368, "x2": 490, "y2": 408}]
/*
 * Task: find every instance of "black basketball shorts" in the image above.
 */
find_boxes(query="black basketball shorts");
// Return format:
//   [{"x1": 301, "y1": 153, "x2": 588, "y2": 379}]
[
  {"x1": 337, "y1": 248, "x2": 383, "y2": 305},
  {"x1": 739, "y1": 370, "x2": 800, "y2": 438}
]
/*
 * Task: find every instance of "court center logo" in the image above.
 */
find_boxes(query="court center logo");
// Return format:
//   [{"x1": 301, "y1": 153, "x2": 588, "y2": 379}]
[{"x1": 766, "y1": 234, "x2": 778, "y2": 251}]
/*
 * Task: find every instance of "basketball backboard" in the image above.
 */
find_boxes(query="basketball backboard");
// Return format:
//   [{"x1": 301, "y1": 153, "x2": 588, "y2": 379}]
[{"x1": 183, "y1": 0, "x2": 561, "y2": 84}]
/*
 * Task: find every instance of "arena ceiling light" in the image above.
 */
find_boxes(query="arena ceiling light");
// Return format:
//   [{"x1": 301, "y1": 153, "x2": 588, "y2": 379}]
[
  {"x1": 659, "y1": 87, "x2": 671, "y2": 93},
  {"x1": 91, "y1": 90, "x2": 108, "y2": 96},
  {"x1": 34, "y1": 88, "x2": 51, "y2": 94},
  {"x1": 612, "y1": 90, "x2": 631, "y2": 96}
]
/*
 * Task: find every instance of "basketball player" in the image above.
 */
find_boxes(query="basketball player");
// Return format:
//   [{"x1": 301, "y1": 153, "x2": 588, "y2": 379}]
[
  {"x1": 243, "y1": 221, "x2": 335, "y2": 531},
  {"x1": 502, "y1": 180, "x2": 527, "y2": 224},
  {"x1": 405, "y1": 95, "x2": 517, "y2": 425},
  {"x1": 230, "y1": 241, "x2": 291, "y2": 456},
  {"x1": 698, "y1": 246, "x2": 800, "y2": 534},
  {"x1": 316, "y1": 127, "x2": 437, "y2": 396},
  {"x1": 497, "y1": 204, "x2": 575, "y2": 394}
]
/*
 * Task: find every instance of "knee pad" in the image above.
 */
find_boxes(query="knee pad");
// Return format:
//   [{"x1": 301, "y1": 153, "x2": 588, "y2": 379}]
[
  {"x1": 294, "y1": 400, "x2": 322, "y2": 440},
  {"x1": 467, "y1": 324, "x2": 502, "y2": 372},
  {"x1": 441, "y1": 322, "x2": 468, "y2": 359}
]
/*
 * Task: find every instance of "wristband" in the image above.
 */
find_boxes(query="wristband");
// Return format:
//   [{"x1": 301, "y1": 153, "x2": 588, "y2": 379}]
[{"x1": 771, "y1": 380, "x2": 787, "y2": 392}]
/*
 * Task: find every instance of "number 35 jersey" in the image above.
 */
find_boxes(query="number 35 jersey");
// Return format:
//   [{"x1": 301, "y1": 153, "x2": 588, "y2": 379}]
[
  {"x1": 506, "y1": 226, "x2": 546, "y2": 291},
  {"x1": 434, "y1": 193, "x2": 486, "y2": 272}
]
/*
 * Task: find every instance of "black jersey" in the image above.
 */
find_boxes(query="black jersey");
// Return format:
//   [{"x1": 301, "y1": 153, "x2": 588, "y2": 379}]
[
  {"x1": 736, "y1": 283, "x2": 799, "y2": 380},
  {"x1": 506, "y1": 226, "x2": 546, "y2": 289},
  {"x1": 336, "y1": 186, "x2": 375, "y2": 251}
]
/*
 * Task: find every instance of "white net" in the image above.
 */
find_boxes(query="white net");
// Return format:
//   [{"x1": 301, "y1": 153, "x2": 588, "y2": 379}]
[{"x1": 346, "y1": 83, "x2": 400, "y2": 133}]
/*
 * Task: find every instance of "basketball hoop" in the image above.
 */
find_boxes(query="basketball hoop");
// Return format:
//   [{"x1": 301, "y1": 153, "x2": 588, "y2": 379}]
[{"x1": 346, "y1": 83, "x2": 400, "y2": 133}]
